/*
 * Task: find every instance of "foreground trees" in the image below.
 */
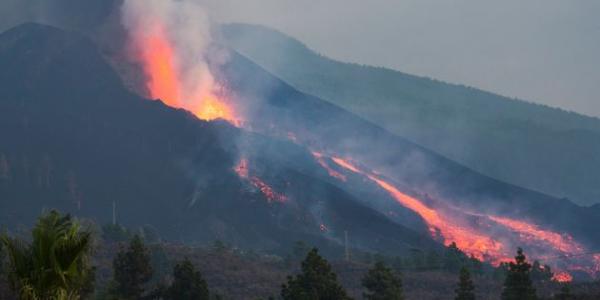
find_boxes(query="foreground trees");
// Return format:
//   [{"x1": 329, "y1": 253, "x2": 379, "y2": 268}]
[
  {"x1": 111, "y1": 234, "x2": 153, "y2": 299},
  {"x1": 0, "y1": 210, "x2": 94, "y2": 299},
  {"x1": 362, "y1": 261, "x2": 404, "y2": 300},
  {"x1": 455, "y1": 267, "x2": 476, "y2": 300},
  {"x1": 162, "y1": 258, "x2": 210, "y2": 300},
  {"x1": 501, "y1": 248, "x2": 537, "y2": 300},
  {"x1": 281, "y1": 248, "x2": 351, "y2": 300}
]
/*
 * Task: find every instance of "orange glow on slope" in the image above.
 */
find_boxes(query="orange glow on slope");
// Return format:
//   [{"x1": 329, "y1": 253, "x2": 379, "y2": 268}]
[
  {"x1": 368, "y1": 174, "x2": 504, "y2": 261},
  {"x1": 329, "y1": 156, "x2": 505, "y2": 261},
  {"x1": 234, "y1": 158, "x2": 249, "y2": 178},
  {"x1": 312, "y1": 152, "x2": 347, "y2": 181},
  {"x1": 133, "y1": 24, "x2": 239, "y2": 125},
  {"x1": 325, "y1": 155, "x2": 600, "y2": 279},
  {"x1": 489, "y1": 216, "x2": 585, "y2": 254},
  {"x1": 553, "y1": 272, "x2": 573, "y2": 282},
  {"x1": 234, "y1": 158, "x2": 286, "y2": 203},
  {"x1": 331, "y1": 157, "x2": 361, "y2": 173}
]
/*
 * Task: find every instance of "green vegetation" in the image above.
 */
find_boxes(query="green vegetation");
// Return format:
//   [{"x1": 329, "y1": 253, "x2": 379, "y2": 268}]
[
  {"x1": 222, "y1": 23, "x2": 600, "y2": 206},
  {"x1": 362, "y1": 261, "x2": 404, "y2": 300},
  {"x1": 501, "y1": 248, "x2": 537, "y2": 300},
  {"x1": 281, "y1": 248, "x2": 351, "y2": 300},
  {"x1": 454, "y1": 267, "x2": 476, "y2": 300},
  {"x1": 162, "y1": 258, "x2": 209, "y2": 300},
  {"x1": 0, "y1": 210, "x2": 94, "y2": 300},
  {"x1": 2, "y1": 212, "x2": 600, "y2": 299},
  {"x1": 110, "y1": 234, "x2": 153, "y2": 299}
]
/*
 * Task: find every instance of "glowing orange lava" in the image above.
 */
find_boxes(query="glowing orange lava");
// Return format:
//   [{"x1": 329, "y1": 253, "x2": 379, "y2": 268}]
[
  {"x1": 331, "y1": 157, "x2": 361, "y2": 173},
  {"x1": 329, "y1": 156, "x2": 505, "y2": 261},
  {"x1": 134, "y1": 24, "x2": 238, "y2": 125},
  {"x1": 312, "y1": 152, "x2": 347, "y2": 181},
  {"x1": 234, "y1": 158, "x2": 286, "y2": 203},
  {"x1": 140, "y1": 30, "x2": 180, "y2": 107},
  {"x1": 489, "y1": 216, "x2": 585, "y2": 254},
  {"x1": 320, "y1": 154, "x2": 600, "y2": 280},
  {"x1": 553, "y1": 272, "x2": 573, "y2": 282}
]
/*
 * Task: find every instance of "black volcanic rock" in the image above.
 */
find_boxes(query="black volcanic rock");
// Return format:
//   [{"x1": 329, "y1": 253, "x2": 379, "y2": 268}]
[{"x1": 0, "y1": 23, "x2": 434, "y2": 256}]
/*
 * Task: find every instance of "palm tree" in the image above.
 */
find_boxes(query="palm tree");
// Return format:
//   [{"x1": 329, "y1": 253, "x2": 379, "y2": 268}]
[{"x1": 1, "y1": 210, "x2": 94, "y2": 300}]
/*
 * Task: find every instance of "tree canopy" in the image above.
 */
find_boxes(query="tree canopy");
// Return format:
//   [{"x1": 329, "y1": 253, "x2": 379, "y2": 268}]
[
  {"x1": 0, "y1": 210, "x2": 94, "y2": 300},
  {"x1": 281, "y1": 248, "x2": 351, "y2": 300},
  {"x1": 501, "y1": 248, "x2": 537, "y2": 300},
  {"x1": 362, "y1": 261, "x2": 403, "y2": 300}
]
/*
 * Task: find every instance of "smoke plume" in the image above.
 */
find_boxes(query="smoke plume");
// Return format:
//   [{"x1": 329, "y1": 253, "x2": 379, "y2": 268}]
[{"x1": 121, "y1": 0, "x2": 232, "y2": 121}]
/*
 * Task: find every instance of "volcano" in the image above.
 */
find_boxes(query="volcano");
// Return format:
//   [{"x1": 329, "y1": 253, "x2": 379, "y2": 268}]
[
  {"x1": 1, "y1": 22, "x2": 599, "y2": 280},
  {"x1": 0, "y1": 23, "x2": 435, "y2": 257}
]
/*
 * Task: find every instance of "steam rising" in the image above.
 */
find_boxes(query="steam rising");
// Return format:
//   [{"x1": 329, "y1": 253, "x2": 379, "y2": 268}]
[{"x1": 121, "y1": 0, "x2": 236, "y2": 122}]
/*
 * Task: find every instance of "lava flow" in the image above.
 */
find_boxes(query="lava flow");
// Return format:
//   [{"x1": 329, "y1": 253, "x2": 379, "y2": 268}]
[
  {"x1": 312, "y1": 152, "x2": 347, "y2": 181},
  {"x1": 489, "y1": 215, "x2": 585, "y2": 254},
  {"x1": 327, "y1": 155, "x2": 505, "y2": 261},
  {"x1": 234, "y1": 158, "x2": 287, "y2": 203},
  {"x1": 313, "y1": 153, "x2": 600, "y2": 280}
]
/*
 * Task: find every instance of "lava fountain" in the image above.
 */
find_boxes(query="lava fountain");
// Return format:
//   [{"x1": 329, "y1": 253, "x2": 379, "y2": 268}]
[{"x1": 121, "y1": 0, "x2": 239, "y2": 125}]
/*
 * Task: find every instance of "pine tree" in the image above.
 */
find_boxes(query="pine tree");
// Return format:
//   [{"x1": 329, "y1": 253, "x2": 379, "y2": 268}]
[
  {"x1": 445, "y1": 242, "x2": 467, "y2": 272},
  {"x1": 164, "y1": 258, "x2": 209, "y2": 300},
  {"x1": 112, "y1": 234, "x2": 153, "y2": 299},
  {"x1": 362, "y1": 261, "x2": 403, "y2": 300},
  {"x1": 281, "y1": 248, "x2": 351, "y2": 300},
  {"x1": 455, "y1": 267, "x2": 476, "y2": 300},
  {"x1": 501, "y1": 248, "x2": 537, "y2": 300}
]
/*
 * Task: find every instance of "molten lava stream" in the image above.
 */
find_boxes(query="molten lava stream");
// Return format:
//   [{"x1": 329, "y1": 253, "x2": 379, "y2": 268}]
[
  {"x1": 320, "y1": 154, "x2": 600, "y2": 280},
  {"x1": 327, "y1": 156, "x2": 506, "y2": 261},
  {"x1": 234, "y1": 158, "x2": 286, "y2": 203},
  {"x1": 312, "y1": 152, "x2": 347, "y2": 181},
  {"x1": 488, "y1": 215, "x2": 585, "y2": 254}
]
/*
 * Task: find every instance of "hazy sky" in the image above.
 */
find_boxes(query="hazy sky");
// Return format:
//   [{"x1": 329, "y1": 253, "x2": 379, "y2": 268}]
[{"x1": 203, "y1": 0, "x2": 600, "y2": 117}]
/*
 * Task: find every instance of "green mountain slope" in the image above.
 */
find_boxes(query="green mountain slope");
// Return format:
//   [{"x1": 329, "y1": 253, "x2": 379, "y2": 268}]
[{"x1": 220, "y1": 23, "x2": 600, "y2": 206}]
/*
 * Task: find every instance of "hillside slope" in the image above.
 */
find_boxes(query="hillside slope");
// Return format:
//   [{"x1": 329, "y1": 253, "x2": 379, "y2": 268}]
[
  {"x1": 0, "y1": 23, "x2": 435, "y2": 256},
  {"x1": 221, "y1": 23, "x2": 600, "y2": 206}
]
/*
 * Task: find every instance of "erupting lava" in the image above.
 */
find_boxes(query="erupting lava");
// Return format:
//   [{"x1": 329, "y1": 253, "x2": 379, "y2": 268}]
[
  {"x1": 140, "y1": 28, "x2": 180, "y2": 108},
  {"x1": 234, "y1": 158, "x2": 287, "y2": 203},
  {"x1": 123, "y1": 0, "x2": 239, "y2": 125}
]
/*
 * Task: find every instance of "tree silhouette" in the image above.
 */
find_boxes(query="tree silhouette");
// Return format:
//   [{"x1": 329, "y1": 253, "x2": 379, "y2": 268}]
[
  {"x1": 501, "y1": 248, "x2": 537, "y2": 300},
  {"x1": 281, "y1": 248, "x2": 351, "y2": 300},
  {"x1": 454, "y1": 267, "x2": 475, "y2": 300},
  {"x1": 164, "y1": 258, "x2": 209, "y2": 300},
  {"x1": 111, "y1": 234, "x2": 153, "y2": 299},
  {"x1": 0, "y1": 210, "x2": 94, "y2": 299},
  {"x1": 362, "y1": 261, "x2": 403, "y2": 300},
  {"x1": 555, "y1": 284, "x2": 573, "y2": 300}
]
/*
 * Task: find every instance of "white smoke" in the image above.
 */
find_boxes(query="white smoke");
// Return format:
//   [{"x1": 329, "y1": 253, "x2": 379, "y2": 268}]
[{"x1": 120, "y1": 0, "x2": 218, "y2": 108}]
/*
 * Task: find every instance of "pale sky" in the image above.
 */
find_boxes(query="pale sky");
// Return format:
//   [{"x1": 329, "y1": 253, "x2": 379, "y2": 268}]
[{"x1": 203, "y1": 0, "x2": 600, "y2": 117}]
